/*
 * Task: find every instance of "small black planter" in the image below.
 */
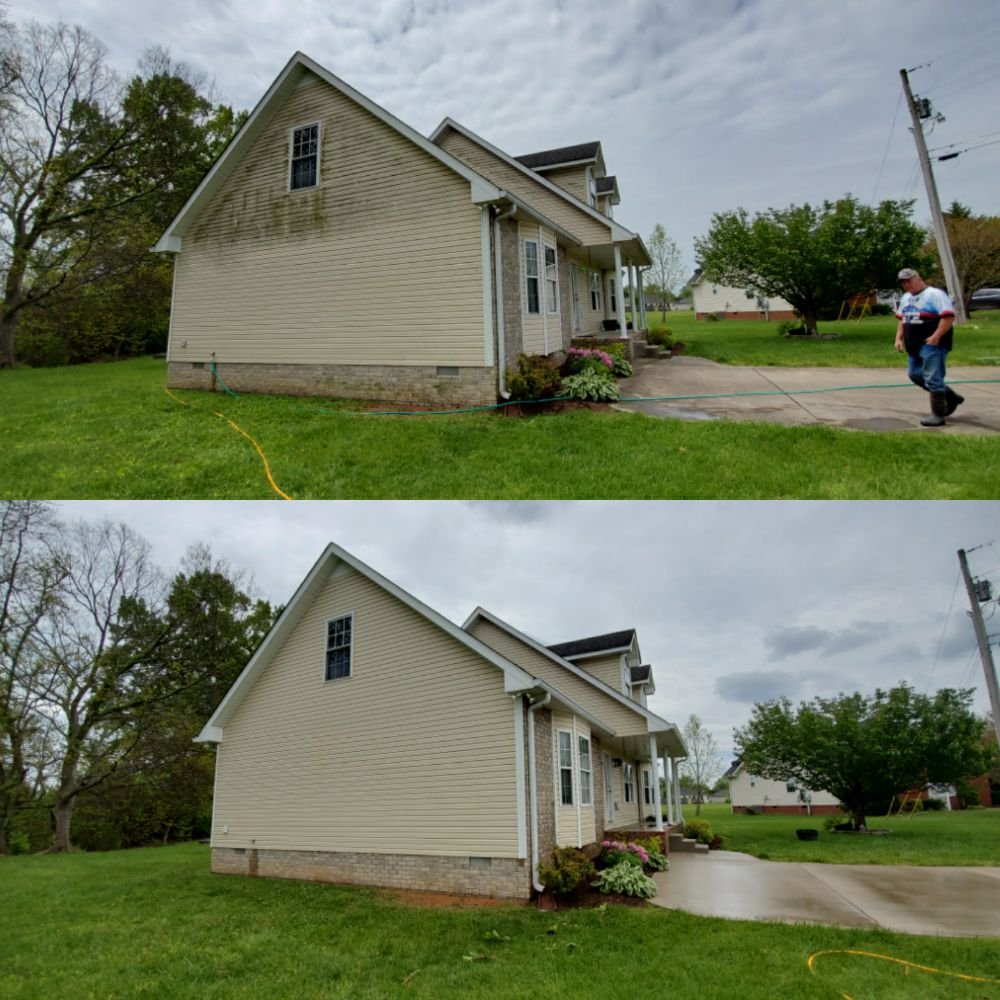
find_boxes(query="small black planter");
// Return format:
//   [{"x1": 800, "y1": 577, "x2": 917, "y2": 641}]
[{"x1": 795, "y1": 828, "x2": 819, "y2": 841}]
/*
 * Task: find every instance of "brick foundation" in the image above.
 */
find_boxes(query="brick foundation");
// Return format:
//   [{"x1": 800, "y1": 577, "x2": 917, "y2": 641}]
[
  {"x1": 212, "y1": 846, "x2": 531, "y2": 899},
  {"x1": 167, "y1": 359, "x2": 498, "y2": 407}
]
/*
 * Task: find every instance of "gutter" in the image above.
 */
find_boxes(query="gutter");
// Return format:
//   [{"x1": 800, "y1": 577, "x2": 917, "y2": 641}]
[{"x1": 493, "y1": 202, "x2": 517, "y2": 398}]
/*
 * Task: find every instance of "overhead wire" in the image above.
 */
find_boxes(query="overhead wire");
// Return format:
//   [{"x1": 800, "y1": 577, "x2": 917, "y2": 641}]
[
  {"x1": 926, "y1": 570, "x2": 961, "y2": 693},
  {"x1": 871, "y1": 91, "x2": 903, "y2": 204}
]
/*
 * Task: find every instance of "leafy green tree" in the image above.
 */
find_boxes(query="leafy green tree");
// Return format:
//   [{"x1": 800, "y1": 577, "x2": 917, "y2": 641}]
[
  {"x1": 926, "y1": 212, "x2": 1000, "y2": 315},
  {"x1": 734, "y1": 684, "x2": 991, "y2": 829},
  {"x1": 694, "y1": 196, "x2": 928, "y2": 334},
  {"x1": 0, "y1": 21, "x2": 242, "y2": 367},
  {"x1": 679, "y1": 714, "x2": 723, "y2": 816}
]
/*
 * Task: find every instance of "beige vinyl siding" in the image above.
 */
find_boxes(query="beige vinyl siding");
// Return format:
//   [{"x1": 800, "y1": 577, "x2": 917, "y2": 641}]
[
  {"x1": 552, "y1": 712, "x2": 595, "y2": 847},
  {"x1": 170, "y1": 75, "x2": 487, "y2": 368},
  {"x1": 574, "y1": 653, "x2": 624, "y2": 693},
  {"x1": 214, "y1": 566, "x2": 519, "y2": 856},
  {"x1": 469, "y1": 619, "x2": 647, "y2": 738},
  {"x1": 437, "y1": 128, "x2": 613, "y2": 247},
  {"x1": 542, "y1": 165, "x2": 590, "y2": 204}
]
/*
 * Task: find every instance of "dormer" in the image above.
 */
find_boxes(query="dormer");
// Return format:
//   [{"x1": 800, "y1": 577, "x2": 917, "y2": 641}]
[
  {"x1": 514, "y1": 141, "x2": 616, "y2": 218},
  {"x1": 547, "y1": 628, "x2": 654, "y2": 705}
]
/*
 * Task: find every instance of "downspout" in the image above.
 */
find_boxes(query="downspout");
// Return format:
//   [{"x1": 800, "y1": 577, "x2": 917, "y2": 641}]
[
  {"x1": 493, "y1": 203, "x2": 517, "y2": 398},
  {"x1": 527, "y1": 691, "x2": 551, "y2": 893}
]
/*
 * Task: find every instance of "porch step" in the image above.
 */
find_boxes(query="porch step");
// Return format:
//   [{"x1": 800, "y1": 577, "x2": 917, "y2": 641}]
[
  {"x1": 643, "y1": 344, "x2": 670, "y2": 358},
  {"x1": 669, "y1": 833, "x2": 709, "y2": 854}
]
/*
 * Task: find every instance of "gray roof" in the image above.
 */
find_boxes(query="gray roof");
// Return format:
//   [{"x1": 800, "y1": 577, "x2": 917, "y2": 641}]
[
  {"x1": 722, "y1": 758, "x2": 742, "y2": 779},
  {"x1": 515, "y1": 141, "x2": 601, "y2": 170},
  {"x1": 630, "y1": 664, "x2": 652, "y2": 685},
  {"x1": 547, "y1": 628, "x2": 636, "y2": 658}
]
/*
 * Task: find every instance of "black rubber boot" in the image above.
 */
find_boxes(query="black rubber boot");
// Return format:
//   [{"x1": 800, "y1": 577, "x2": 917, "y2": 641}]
[
  {"x1": 921, "y1": 391, "x2": 948, "y2": 426},
  {"x1": 944, "y1": 387, "x2": 964, "y2": 416}
]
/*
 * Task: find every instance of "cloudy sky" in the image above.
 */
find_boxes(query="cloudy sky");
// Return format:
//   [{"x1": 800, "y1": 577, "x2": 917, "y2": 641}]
[
  {"x1": 53, "y1": 501, "x2": 1000, "y2": 761},
  {"x1": 10, "y1": 0, "x2": 1000, "y2": 276}
]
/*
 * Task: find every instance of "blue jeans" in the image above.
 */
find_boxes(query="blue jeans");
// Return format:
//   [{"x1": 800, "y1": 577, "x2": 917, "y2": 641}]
[{"x1": 907, "y1": 343, "x2": 948, "y2": 394}]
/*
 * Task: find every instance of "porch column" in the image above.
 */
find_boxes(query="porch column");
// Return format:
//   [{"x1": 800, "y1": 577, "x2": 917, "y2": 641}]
[
  {"x1": 649, "y1": 736, "x2": 663, "y2": 832},
  {"x1": 664, "y1": 757, "x2": 675, "y2": 825},
  {"x1": 673, "y1": 761, "x2": 684, "y2": 824},
  {"x1": 613, "y1": 244, "x2": 627, "y2": 338},
  {"x1": 628, "y1": 263, "x2": 638, "y2": 335},
  {"x1": 637, "y1": 268, "x2": 647, "y2": 330}
]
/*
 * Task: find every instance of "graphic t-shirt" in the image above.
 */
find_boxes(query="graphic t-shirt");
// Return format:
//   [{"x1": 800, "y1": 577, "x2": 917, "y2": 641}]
[{"x1": 896, "y1": 286, "x2": 955, "y2": 355}]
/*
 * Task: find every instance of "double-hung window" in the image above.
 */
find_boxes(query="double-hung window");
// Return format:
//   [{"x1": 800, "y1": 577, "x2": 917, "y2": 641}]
[
  {"x1": 558, "y1": 731, "x2": 574, "y2": 805},
  {"x1": 608, "y1": 277, "x2": 617, "y2": 314},
  {"x1": 290, "y1": 123, "x2": 319, "y2": 191},
  {"x1": 578, "y1": 736, "x2": 592, "y2": 806},
  {"x1": 589, "y1": 273, "x2": 601, "y2": 311},
  {"x1": 544, "y1": 246, "x2": 558, "y2": 314},
  {"x1": 623, "y1": 762, "x2": 635, "y2": 803},
  {"x1": 325, "y1": 614, "x2": 352, "y2": 681},
  {"x1": 524, "y1": 241, "x2": 540, "y2": 314},
  {"x1": 643, "y1": 769, "x2": 652, "y2": 806}
]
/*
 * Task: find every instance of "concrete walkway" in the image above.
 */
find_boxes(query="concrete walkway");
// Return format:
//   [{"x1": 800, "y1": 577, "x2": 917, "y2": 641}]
[
  {"x1": 615, "y1": 357, "x2": 1000, "y2": 435},
  {"x1": 651, "y1": 850, "x2": 1000, "y2": 937}
]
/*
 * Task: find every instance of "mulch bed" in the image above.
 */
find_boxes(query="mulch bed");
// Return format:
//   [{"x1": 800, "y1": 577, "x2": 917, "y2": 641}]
[
  {"x1": 536, "y1": 888, "x2": 648, "y2": 910},
  {"x1": 379, "y1": 887, "x2": 648, "y2": 910}
]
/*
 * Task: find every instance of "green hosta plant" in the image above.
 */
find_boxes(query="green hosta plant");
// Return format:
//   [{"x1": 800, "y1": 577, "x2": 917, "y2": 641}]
[
  {"x1": 611, "y1": 356, "x2": 633, "y2": 377},
  {"x1": 592, "y1": 861, "x2": 657, "y2": 899},
  {"x1": 561, "y1": 370, "x2": 620, "y2": 402}
]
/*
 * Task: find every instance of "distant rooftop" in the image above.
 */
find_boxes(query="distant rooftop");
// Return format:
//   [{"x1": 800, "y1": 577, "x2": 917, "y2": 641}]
[
  {"x1": 548, "y1": 628, "x2": 635, "y2": 659},
  {"x1": 515, "y1": 141, "x2": 601, "y2": 170}
]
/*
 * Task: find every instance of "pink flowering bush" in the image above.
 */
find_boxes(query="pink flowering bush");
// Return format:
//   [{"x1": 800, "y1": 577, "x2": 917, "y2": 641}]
[
  {"x1": 566, "y1": 347, "x2": 614, "y2": 374},
  {"x1": 599, "y1": 839, "x2": 650, "y2": 869}
]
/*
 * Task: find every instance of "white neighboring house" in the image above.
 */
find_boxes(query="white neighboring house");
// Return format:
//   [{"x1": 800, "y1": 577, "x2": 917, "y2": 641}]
[
  {"x1": 690, "y1": 270, "x2": 796, "y2": 321},
  {"x1": 724, "y1": 759, "x2": 842, "y2": 815}
]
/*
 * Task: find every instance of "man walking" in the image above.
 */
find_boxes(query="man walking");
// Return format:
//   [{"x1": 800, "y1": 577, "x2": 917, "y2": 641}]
[{"x1": 895, "y1": 268, "x2": 962, "y2": 427}]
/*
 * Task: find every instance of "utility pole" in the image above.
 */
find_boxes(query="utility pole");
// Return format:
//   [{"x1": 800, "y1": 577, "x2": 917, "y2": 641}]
[
  {"x1": 957, "y1": 549, "x2": 1000, "y2": 746},
  {"x1": 899, "y1": 68, "x2": 967, "y2": 324}
]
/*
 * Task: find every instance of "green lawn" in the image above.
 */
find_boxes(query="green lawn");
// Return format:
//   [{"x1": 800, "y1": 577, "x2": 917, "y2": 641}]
[
  {"x1": 3, "y1": 357, "x2": 1000, "y2": 499},
  {"x1": 692, "y1": 804, "x2": 1000, "y2": 866},
  {"x1": 2, "y1": 844, "x2": 998, "y2": 999},
  {"x1": 645, "y1": 307, "x2": 1000, "y2": 367}
]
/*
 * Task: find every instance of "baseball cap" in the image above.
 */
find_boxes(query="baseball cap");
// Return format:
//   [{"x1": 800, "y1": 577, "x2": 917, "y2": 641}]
[{"x1": 898, "y1": 268, "x2": 920, "y2": 280}]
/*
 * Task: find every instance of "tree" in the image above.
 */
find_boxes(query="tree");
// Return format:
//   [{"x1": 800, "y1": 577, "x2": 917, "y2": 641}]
[
  {"x1": 927, "y1": 211, "x2": 1000, "y2": 315},
  {"x1": 694, "y1": 196, "x2": 928, "y2": 334},
  {"x1": 646, "y1": 224, "x2": 685, "y2": 321},
  {"x1": 679, "y1": 714, "x2": 723, "y2": 816},
  {"x1": 0, "y1": 22, "x2": 242, "y2": 367},
  {"x1": 734, "y1": 684, "x2": 991, "y2": 829}
]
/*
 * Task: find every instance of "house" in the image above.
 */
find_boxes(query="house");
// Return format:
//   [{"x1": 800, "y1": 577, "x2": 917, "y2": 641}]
[
  {"x1": 690, "y1": 270, "x2": 796, "y2": 321},
  {"x1": 196, "y1": 543, "x2": 687, "y2": 899},
  {"x1": 155, "y1": 52, "x2": 652, "y2": 407},
  {"x1": 723, "y1": 759, "x2": 842, "y2": 815}
]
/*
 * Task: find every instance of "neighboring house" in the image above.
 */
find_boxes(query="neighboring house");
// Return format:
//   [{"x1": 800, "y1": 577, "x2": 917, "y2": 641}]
[
  {"x1": 196, "y1": 543, "x2": 687, "y2": 900},
  {"x1": 690, "y1": 270, "x2": 796, "y2": 320},
  {"x1": 723, "y1": 759, "x2": 842, "y2": 815},
  {"x1": 155, "y1": 52, "x2": 652, "y2": 407}
]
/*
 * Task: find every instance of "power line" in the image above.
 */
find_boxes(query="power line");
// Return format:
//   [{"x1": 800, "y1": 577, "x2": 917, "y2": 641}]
[
  {"x1": 872, "y1": 91, "x2": 903, "y2": 204},
  {"x1": 929, "y1": 129, "x2": 1000, "y2": 153},
  {"x1": 926, "y1": 569, "x2": 962, "y2": 692},
  {"x1": 908, "y1": 26, "x2": 1000, "y2": 72},
  {"x1": 937, "y1": 138, "x2": 1000, "y2": 163}
]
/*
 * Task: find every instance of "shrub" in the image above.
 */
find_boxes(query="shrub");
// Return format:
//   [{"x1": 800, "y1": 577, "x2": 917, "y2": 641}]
[
  {"x1": 647, "y1": 329, "x2": 673, "y2": 348},
  {"x1": 682, "y1": 818, "x2": 713, "y2": 845},
  {"x1": 506, "y1": 353, "x2": 563, "y2": 402},
  {"x1": 565, "y1": 347, "x2": 614, "y2": 375},
  {"x1": 631, "y1": 837, "x2": 669, "y2": 871},
  {"x1": 922, "y1": 796, "x2": 946, "y2": 811},
  {"x1": 561, "y1": 370, "x2": 620, "y2": 402},
  {"x1": 538, "y1": 846, "x2": 596, "y2": 895},
  {"x1": 610, "y1": 355, "x2": 633, "y2": 377},
  {"x1": 592, "y1": 861, "x2": 657, "y2": 899},
  {"x1": 599, "y1": 839, "x2": 649, "y2": 869}
]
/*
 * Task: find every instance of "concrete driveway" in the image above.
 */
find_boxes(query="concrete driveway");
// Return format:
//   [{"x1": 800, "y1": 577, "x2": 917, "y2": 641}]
[
  {"x1": 652, "y1": 851, "x2": 1000, "y2": 937},
  {"x1": 615, "y1": 357, "x2": 1000, "y2": 435}
]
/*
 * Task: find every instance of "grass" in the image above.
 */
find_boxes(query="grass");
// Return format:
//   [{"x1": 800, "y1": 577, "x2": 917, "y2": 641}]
[
  {"x1": 3, "y1": 356, "x2": 1000, "y2": 499},
  {"x1": 692, "y1": 804, "x2": 1000, "y2": 866},
  {"x1": 2, "y1": 843, "x2": 999, "y2": 999},
  {"x1": 646, "y1": 307, "x2": 1000, "y2": 367}
]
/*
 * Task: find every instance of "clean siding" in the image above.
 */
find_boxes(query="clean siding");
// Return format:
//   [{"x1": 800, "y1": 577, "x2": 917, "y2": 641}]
[
  {"x1": 214, "y1": 566, "x2": 520, "y2": 856},
  {"x1": 170, "y1": 75, "x2": 487, "y2": 368},
  {"x1": 468, "y1": 619, "x2": 648, "y2": 738},
  {"x1": 542, "y1": 165, "x2": 590, "y2": 205},
  {"x1": 437, "y1": 129, "x2": 613, "y2": 247},
  {"x1": 574, "y1": 653, "x2": 624, "y2": 694}
]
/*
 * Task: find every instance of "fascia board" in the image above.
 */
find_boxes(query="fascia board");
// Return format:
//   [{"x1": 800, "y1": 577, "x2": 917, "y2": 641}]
[
  {"x1": 464, "y1": 607, "x2": 673, "y2": 733},
  {"x1": 157, "y1": 54, "x2": 502, "y2": 252},
  {"x1": 196, "y1": 546, "x2": 534, "y2": 742},
  {"x1": 500, "y1": 194, "x2": 582, "y2": 247},
  {"x1": 563, "y1": 644, "x2": 632, "y2": 661},
  {"x1": 529, "y1": 156, "x2": 598, "y2": 171},
  {"x1": 431, "y1": 119, "x2": 619, "y2": 238}
]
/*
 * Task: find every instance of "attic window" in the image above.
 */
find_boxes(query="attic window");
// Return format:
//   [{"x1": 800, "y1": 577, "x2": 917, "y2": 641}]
[
  {"x1": 290, "y1": 123, "x2": 319, "y2": 191},
  {"x1": 325, "y1": 614, "x2": 352, "y2": 681}
]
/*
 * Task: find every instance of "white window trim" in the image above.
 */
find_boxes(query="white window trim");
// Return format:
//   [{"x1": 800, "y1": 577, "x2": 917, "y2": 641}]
[
  {"x1": 523, "y1": 238, "x2": 540, "y2": 315},
  {"x1": 289, "y1": 121, "x2": 321, "y2": 192},
  {"x1": 623, "y1": 762, "x2": 635, "y2": 804},
  {"x1": 643, "y1": 768, "x2": 652, "y2": 806},
  {"x1": 544, "y1": 243, "x2": 559, "y2": 315},
  {"x1": 557, "y1": 729, "x2": 574, "y2": 807},
  {"x1": 324, "y1": 611, "x2": 354, "y2": 682},
  {"x1": 578, "y1": 734, "x2": 592, "y2": 807},
  {"x1": 589, "y1": 272, "x2": 601, "y2": 312}
]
